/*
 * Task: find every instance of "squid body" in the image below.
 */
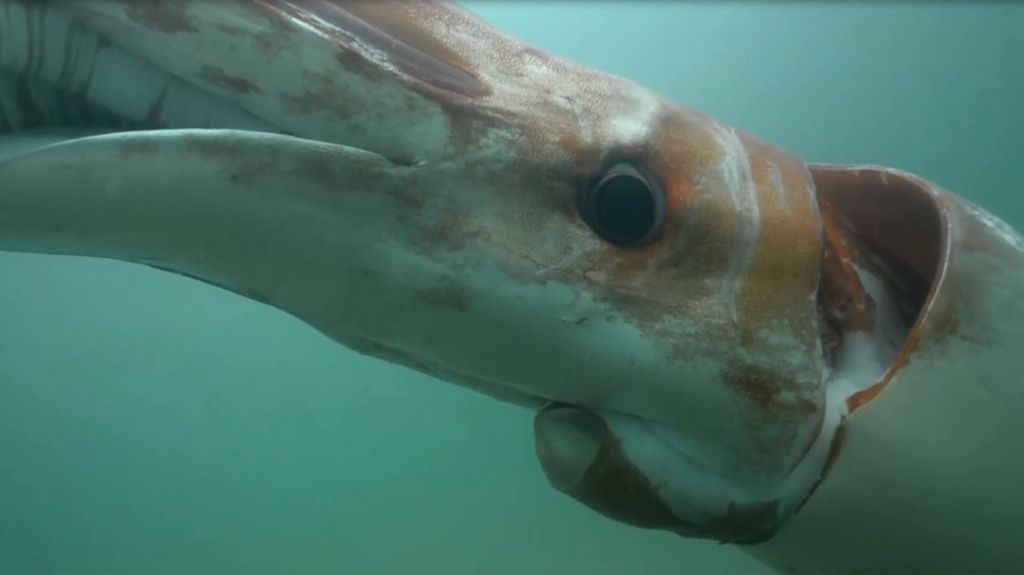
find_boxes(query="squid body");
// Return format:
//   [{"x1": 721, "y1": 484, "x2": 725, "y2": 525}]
[{"x1": 1, "y1": 2, "x2": 1021, "y2": 573}]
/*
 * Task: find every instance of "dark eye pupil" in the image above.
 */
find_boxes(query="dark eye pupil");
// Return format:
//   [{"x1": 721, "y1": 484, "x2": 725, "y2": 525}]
[
  {"x1": 581, "y1": 164, "x2": 664, "y2": 247},
  {"x1": 594, "y1": 174, "x2": 655, "y2": 241}
]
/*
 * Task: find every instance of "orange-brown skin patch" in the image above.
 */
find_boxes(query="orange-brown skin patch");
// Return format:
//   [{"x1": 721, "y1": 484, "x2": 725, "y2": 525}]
[
  {"x1": 256, "y1": 0, "x2": 488, "y2": 100},
  {"x1": 727, "y1": 364, "x2": 821, "y2": 420},
  {"x1": 325, "y1": 0, "x2": 490, "y2": 98},
  {"x1": 124, "y1": 1, "x2": 197, "y2": 35},
  {"x1": 241, "y1": 0, "x2": 498, "y2": 165},
  {"x1": 738, "y1": 134, "x2": 823, "y2": 348},
  {"x1": 198, "y1": 65, "x2": 262, "y2": 96}
]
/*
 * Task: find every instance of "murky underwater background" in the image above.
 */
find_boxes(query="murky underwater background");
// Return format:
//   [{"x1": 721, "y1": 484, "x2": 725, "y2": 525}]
[{"x1": 1, "y1": 2, "x2": 1022, "y2": 574}]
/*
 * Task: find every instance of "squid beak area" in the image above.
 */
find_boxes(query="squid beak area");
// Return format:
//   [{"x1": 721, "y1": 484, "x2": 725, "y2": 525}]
[{"x1": 532, "y1": 404, "x2": 781, "y2": 545}]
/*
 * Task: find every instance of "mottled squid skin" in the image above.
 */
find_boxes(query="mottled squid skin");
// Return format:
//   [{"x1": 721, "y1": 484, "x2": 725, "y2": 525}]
[{"x1": 0, "y1": 1, "x2": 1021, "y2": 573}]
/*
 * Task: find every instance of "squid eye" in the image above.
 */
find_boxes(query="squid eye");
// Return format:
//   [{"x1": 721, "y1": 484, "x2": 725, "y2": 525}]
[{"x1": 580, "y1": 163, "x2": 665, "y2": 248}]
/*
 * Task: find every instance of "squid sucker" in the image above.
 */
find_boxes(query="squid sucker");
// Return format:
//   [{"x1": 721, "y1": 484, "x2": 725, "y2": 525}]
[{"x1": 1, "y1": 2, "x2": 1021, "y2": 573}]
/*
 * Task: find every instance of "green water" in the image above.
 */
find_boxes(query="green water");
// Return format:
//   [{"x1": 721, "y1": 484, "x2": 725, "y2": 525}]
[{"x1": 1, "y1": 3, "x2": 1021, "y2": 574}]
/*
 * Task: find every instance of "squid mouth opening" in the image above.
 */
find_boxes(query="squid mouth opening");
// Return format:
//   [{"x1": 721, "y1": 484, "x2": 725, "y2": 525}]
[{"x1": 812, "y1": 164, "x2": 944, "y2": 416}]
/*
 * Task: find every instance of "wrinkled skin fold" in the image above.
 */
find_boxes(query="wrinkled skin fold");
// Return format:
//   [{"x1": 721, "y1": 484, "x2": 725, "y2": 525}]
[{"x1": 1, "y1": 1, "x2": 1023, "y2": 573}]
